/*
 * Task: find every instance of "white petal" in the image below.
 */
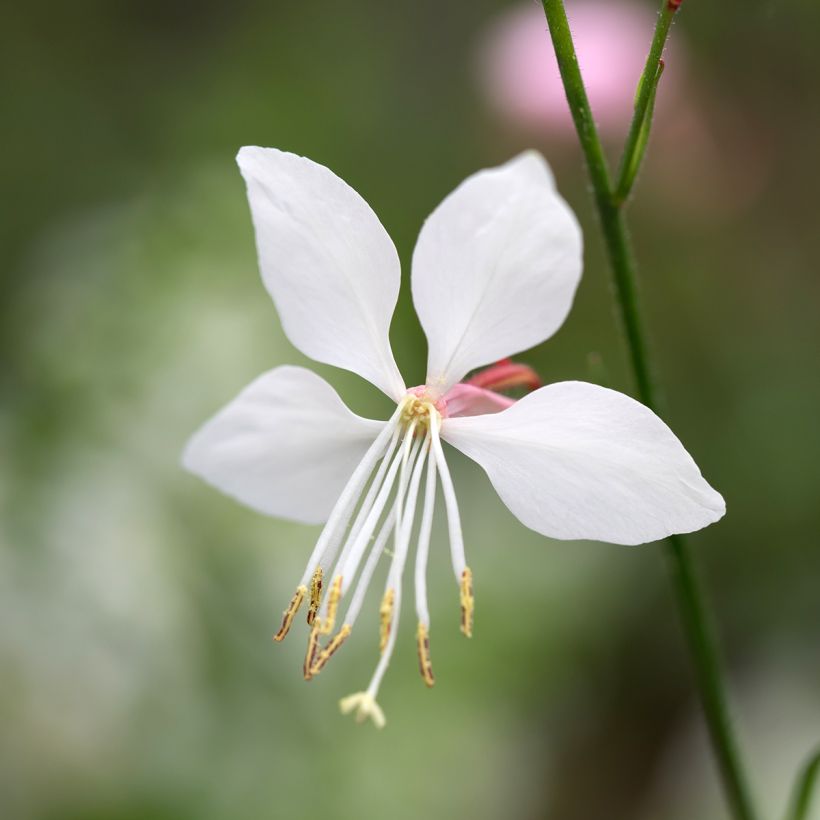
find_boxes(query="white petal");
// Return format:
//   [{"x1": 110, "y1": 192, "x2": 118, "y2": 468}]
[
  {"x1": 237, "y1": 147, "x2": 406, "y2": 400},
  {"x1": 441, "y1": 382, "x2": 725, "y2": 545},
  {"x1": 182, "y1": 366, "x2": 384, "y2": 525},
  {"x1": 411, "y1": 151, "x2": 582, "y2": 393}
]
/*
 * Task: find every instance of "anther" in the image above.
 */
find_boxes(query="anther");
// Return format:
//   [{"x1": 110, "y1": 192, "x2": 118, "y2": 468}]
[
  {"x1": 310, "y1": 624, "x2": 352, "y2": 676},
  {"x1": 320, "y1": 575, "x2": 343, "y2": 635},
  {"x1": 273, "y1": 585, "x2": 307, "y2": 642},
  {"x1": 416, "y1": 622, "x2": 435, "y2": 688},
  {"x1": 460, "y1": 567, "x2": 474, "y2": 638},
  {"x1": 303, "y1": 622, "x2": 321, "y2": 680},
  {"x1": 307, "y1": 566, "x2": 323, "y2": 625},
  {"x1": 379, "y1": 588, "x2": 395, "y2": 652}
]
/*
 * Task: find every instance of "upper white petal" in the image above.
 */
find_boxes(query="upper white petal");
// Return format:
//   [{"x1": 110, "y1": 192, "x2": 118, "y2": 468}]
[
  {"x1": 237, "y1": 146, "x2": 406, "y2": 400},
  {"x1": 182, "y1": 366, "x2": 384, "y2": 525},
  {"x1": 441, "y1": 381, "x2": 725, "y2": 545},
  {"x1": 411, "y1": 151, "x2": 582, "y2": 393}
]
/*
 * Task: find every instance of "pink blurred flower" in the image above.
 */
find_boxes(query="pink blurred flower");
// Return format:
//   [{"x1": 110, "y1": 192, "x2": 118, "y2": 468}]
[{"x1": 479, "y1": 0, "x2": 681, "y2": 139}]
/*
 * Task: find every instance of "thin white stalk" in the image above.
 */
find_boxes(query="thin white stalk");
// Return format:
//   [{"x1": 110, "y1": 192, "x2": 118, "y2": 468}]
[
  {"x1": 387, "y1": 435, "x2": 429, "y2": 592},
  {"x1": 330, "y1": 424, "x2": 402, "y2": 581},
  {"x1": 335, "y1": 433, "x2": 419, "y2": 597},
  {"x1": 341, "y1": 501, "x2": 398, "y2": 629},
  {"x1": 414, "y1": 445, "x2": 438, "y2": 628},
  {"x1": 429, "y1": 409, "x2": 466, "y2": 582},
  {"x1": 298, "y1": 406, "x2": 402, "y2": 588}
]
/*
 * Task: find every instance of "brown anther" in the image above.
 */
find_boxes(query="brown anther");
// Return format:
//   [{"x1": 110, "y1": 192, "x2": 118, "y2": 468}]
[
  {"x1": 460, "y1": 567, "x2": 474, "y2": 638},
  {"x1": 303, "y1": 623, "x2": 321, "y2": 680},
  {"x1": 319, "y1": 575, "x2": 343, "y2": 635},
  {"x1": 416, "y1": 622, "x2": 435, "y2": 688},
  {"x1": 306, "y1": 566, "x2": 323, "y2": 625},
  {"x1": 273, "y1": 585, "x2": 306, "y2": 642},
  {"x1": 310, "y1": 624, "x2": 352, "y2": 676},
  {"x1": 379, "y1": 588, "x2": 395, "y2": 652}
]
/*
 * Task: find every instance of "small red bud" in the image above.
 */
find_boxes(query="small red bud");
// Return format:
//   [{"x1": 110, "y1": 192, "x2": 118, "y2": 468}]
[{"x1": 668, "y1": 0, "x2": 684, "y2": 10}]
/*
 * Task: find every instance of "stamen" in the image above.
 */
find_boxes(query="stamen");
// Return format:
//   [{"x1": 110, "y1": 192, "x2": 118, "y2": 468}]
[
  {"x1": 460, "y1": 567, "x2": 474, "y2": 638},
  {"x1": 359, "y1": 433, "x2": 430, "y2": 707},
  {"x1": 328, "y1": 424, "x2": 402, "y2": 591},
  {"x1": 303, "y1": 622, "x2": 320, "y2": 680},
  {"x1": 379, "y1": 588, "x2": 395, "y2": 653},
  {"x1": 394, "y1": 420, "x2": 419, "y2": 547},
  {"x1": 310, "y1": 623, "x2": 352, "y2": 676},
  {"x1": 306, "y1": 567, "x2": 323, "y2": 626},
  {"x1": 273, "y1": 585, "x2": 306, "y2": 642},
  {"x1": 414, "y1": 443, "x2": 438, "y2": 629},
  {"x1": 320, "y1": 575, "x2": 343, "y2": 635},
  {"x1": 334, "y1": 432, "x2": 421, "y2": 607},
  {"x1": 297, "y1": 406, "x2": 403, "y2": 591},
  {"x1": 416, "y1": 622, "x2": 435, "y2": 688},
  {"x1": 429, "y1": 411, "x2": 467, "y2": 581}
]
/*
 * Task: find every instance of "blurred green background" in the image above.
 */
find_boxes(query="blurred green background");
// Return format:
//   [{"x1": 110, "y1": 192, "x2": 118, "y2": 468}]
[{"x1": 2, "y1": 1, "x2": 819, "y2": 819}]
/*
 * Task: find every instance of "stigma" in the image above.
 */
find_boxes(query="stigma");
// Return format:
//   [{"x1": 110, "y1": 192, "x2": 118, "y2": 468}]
[{"x1": 271, "y1": 386, "x2": 473, "y2": 727}]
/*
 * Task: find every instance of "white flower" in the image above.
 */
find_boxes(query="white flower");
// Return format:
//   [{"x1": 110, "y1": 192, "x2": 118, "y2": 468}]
[{"x1": 183, "y1": 147, "x2": 725, "y2": 727}]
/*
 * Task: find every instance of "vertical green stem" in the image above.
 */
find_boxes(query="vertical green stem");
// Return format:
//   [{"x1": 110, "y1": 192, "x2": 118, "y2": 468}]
[{"x1": 540, "y1": 3, "x2": 758, "y2": 820}]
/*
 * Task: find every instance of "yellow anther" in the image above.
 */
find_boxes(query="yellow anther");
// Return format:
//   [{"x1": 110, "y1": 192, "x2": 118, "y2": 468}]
[
  {"x1": 320, "y1": 575, "x2": 343, "y2": 635},
  {"x1": 379, "y1": 588, "x2": 395, "y2": 652},
  {"x1": 460, "y1": 567, "x2": 474, "y2": 638},
  {"x1": 310, "y1": 624, "x2": 352, "y2": 676},
  {"x1": 307, "y1": 566, "x2": 323, "y2": 625},
  {"x1": 273, "y1": 585, "x2": 306, "y2": 642},
  {"x1": 303, "y1": 623, "x2": 321, "y2": 680},
  {"x1": 416, "y1": 622, "x2": 435, "y2": 688}
]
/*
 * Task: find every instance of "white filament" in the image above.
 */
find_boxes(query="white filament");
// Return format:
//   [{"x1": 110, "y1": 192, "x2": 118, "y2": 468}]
[
  {"x1": 335, "y1": 429, "x2": 420, "y2": 598},
  {"x1": 298, "y1": 405, "x2": 402, "y2": 588},
  {"x1": 330, "y1": 423, "x2": 402, "y2": 582},
  {"x1": 341, "y1": 432, "x2": 426, "y2": 629},
  {"x1": 429, "y1": 409, "x2": 466, "y2": 582},
  {"x1": 367, "y1": 437, "x2": 429, "y2": 697},
  {"x1": 393, "y1": 420, "x2": 418, "y2": 549},
  {"x1": 414, "y1": 442, "x2": 438, "y2": 628},
  {"x1": 386, "y1": 433, "x2": 429, "y2": 592},
  {"x1": 341, "y1": 501, "x2": 397, "y2": 628}
]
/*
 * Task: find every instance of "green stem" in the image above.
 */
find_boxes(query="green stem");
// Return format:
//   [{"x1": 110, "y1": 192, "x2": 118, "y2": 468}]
[{"x1": 540, "y1": 3, "x2": 758, "y2": 820}]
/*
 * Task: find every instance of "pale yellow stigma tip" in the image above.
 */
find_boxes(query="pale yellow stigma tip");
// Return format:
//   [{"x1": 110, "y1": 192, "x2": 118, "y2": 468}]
[
  {"x1": 460, "y1": 567, "x2": 474, "y2": 638},
  {"x1": 320, "y1": 575, "x2": 343, "y2": 635},
  {"x1": 416, "y1": 622, "x2": 435, "y2": 688},
  {"x1": 273, "y1": 585, "x2": 307, "y2": 642},
  {"x1": 339, "y1": 692, "x2": 386, "y2": 729},
  {"x1": 310, "y1": 624, "x2": 352, "y2": 676},
  {"x1": 379, "y1": 588, "x2": 396, "y2": 653},
  {"x1": 306, "y1": 566, "x2": 323, "y2": 626},
  {"x1": 302, "y1": 623, "x2": 321, "y2": 681}
]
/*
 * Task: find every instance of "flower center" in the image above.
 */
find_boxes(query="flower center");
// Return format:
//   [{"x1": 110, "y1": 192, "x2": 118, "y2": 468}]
[{"x1": 402, "y1": 386, "x2": 448, "y2": 429}]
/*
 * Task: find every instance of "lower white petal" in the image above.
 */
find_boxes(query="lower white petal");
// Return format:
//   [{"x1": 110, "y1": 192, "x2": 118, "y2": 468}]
[
  {"x1": 441, "y1": 381, "x2": 725, "y2": 546},
  {"x1": 182, "y1": 366, "x2": 383, "y2": 524}
]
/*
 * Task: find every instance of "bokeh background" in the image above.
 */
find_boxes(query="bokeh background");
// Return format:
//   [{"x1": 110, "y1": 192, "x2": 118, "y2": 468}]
[{"x1": 2, "y1": 1, "x2": 819, "y2": 818}]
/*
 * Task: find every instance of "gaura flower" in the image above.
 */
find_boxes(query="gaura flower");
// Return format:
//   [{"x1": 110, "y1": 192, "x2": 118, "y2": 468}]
[{"x1": 183, "y1": 147, "x2": 725, "y2": 728}]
